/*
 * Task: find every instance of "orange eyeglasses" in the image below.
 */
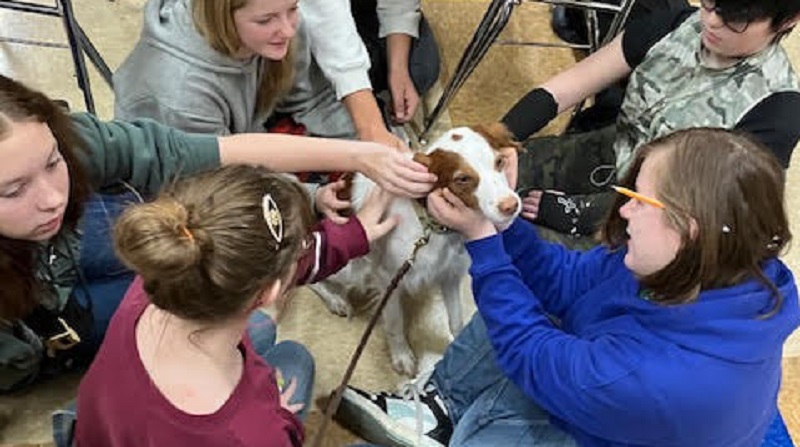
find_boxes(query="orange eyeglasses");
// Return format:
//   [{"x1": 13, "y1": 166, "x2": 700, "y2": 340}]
[{"x1": 611, "y1": 186, "x2": 665, "y2": 209}]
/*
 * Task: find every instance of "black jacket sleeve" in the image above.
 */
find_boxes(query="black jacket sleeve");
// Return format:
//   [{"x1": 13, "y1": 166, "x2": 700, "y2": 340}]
[{"x1": 734, "y1": 92, "x2": 800, "y2": 168}]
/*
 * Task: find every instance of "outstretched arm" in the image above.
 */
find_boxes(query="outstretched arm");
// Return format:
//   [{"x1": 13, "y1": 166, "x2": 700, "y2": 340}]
[
  {"x1": 295, "y1": 186, "x2": 398, "y2": 283},
  {"x1": 299, "y1": 0, "x2": 407, "y2": 150},
  {"x1": 218, "y1": 132, "x2": 434, "y2": 197},
  {"x1": 342, "y1": 90, "x2": 408, "y2": 150},
  {"x1": 380, "y1": 0, "x2": 422, "y2": 123},
  {"x1": 502, "y1": 34, "x2": 632, "y2": 141},
  {"x1": 73, "y1": 113, "x2": 435, "y2": 198}
]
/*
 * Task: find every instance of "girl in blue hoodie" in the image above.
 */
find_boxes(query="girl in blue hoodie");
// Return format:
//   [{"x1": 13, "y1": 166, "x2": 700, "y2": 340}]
[{"x1": 337, "y1": 128, "x2": 800, "y2": 447}]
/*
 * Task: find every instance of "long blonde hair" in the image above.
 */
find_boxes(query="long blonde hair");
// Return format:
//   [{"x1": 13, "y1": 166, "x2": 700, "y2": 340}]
[{"x1": 191, "y1": 0, "x2": 295, "y2": 114}]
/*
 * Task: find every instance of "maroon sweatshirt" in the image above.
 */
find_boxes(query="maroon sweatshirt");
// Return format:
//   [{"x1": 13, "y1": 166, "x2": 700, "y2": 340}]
[{"x1": 76, "y1": 217, "x2": 369, "y2": 446}]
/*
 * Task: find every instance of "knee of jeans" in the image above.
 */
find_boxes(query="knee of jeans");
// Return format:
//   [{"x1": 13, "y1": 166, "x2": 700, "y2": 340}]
[
  {"x1": 274, "y1": 340, "x2": 315, "y2": 375},
  {"x1": 247, "y1": 311, "x2": 278, "y2": 352},
  {"x1": 410, "y1": 17, "x2": 441, "y2": 94},
  {"x1": 410, "y1": 53, "x2": 440, "y2": 94},
  {"x1": 412, "y1": 63, "x2": 440, "y2": 95}
]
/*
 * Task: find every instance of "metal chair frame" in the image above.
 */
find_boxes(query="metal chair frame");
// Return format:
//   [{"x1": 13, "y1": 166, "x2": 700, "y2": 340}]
[
  {"x1": 0, "y1": 0, "x2": 114, "y2": 114},
  {"x1": 421, "y1": 0, "x2": 636, "y2": 140}
]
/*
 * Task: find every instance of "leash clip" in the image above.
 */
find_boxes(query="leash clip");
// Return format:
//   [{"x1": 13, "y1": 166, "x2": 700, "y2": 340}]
[{"x1": 407, "y1": 231, "x2": 431, "y2": 266}]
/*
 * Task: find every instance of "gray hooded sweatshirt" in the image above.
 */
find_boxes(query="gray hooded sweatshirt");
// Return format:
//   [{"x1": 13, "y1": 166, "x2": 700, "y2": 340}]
[{"x1": 113, "y1": 0, "x2": 355, "y2": 139}]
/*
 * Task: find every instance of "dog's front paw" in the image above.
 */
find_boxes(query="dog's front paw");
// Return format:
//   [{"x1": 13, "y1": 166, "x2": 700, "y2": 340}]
[
  {"x1": 323, "y1": 295, "x2": 353, "y2": 318},
  {"x1": 390, "y1": 346, "x2": 418, "y2": 377},
  {"x1": 308, "y1": 282, "x2": 354, "y2": 318}
]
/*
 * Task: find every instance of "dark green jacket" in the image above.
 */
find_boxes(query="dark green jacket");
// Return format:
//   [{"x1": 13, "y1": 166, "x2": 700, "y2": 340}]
[{"x1": 0, "y1": 113, "x2": 220, "y2": 391}]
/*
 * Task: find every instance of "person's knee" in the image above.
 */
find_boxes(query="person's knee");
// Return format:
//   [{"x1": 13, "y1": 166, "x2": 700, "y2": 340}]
[
  {"x1": 274, "y1": 340, "x2": 316, "y2": 378},
  {"x1": 410, "y1": 16, "x2": 441, "y2": 94},
  {"x1": 247, "y1": 311, "x2": 277, "y2": 353}
]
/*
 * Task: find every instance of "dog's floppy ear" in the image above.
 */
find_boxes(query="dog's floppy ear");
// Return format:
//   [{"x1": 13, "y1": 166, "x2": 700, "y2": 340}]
[
  {"x1": 413, "y1": 152, "x2": 432, "y2": 168},
  {"x1": 471, "y1": 122, "x2": 523, "y2": 152},
  {"x1": 413, "y1": 150, "x2": 460, "y2": 189}
]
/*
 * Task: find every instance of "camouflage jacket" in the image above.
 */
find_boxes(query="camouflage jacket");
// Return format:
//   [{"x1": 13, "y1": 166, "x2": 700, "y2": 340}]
[{"x1": 614, "y1": 11, "x2": 800, "y2": 175}]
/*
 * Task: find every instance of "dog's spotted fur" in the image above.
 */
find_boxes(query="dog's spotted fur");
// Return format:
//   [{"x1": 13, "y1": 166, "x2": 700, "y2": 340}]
[{"x1": 312, "y1": 124, "x2": 521, "y2": 376}]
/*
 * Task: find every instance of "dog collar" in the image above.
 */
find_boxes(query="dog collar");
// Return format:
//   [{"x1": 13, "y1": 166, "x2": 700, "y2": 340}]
[{"x1": 413, "y1": 198, "x2": 450, "y2": 235}]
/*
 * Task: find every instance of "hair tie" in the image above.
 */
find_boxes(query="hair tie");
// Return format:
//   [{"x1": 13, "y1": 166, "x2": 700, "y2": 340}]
[{"x1": 181, "y1": 225, "x2": 195, "y2": 243}]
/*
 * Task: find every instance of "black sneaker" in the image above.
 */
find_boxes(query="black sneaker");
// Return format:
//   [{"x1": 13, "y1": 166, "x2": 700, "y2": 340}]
[{"x1": 335, "y1": 377, "x2": 452, "y2": 447}]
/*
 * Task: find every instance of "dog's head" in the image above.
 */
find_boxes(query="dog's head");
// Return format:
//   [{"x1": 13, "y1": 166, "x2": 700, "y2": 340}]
[{"x1": 413, "y1": 123, "x2": 522, "y2": 226}]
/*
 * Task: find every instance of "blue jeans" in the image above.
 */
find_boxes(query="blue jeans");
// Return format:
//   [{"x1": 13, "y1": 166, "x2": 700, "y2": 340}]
[
  {"x1": 74, "y1": 193, "x2": 138, "y2": 348},
  {"x1": 74, "y1": 193, "x2": 139, "y2": 349},
  {"x1": 432, "y1": 314, "x2": 578, "y2": 447},
  {"x1": 247, "y1": 311, "x2": 315, "y2": 422}
]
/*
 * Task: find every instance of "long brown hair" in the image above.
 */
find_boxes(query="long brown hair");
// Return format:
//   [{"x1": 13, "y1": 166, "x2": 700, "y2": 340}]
[
  {"x1": 114, "y1": 166, "x2": 314, "y2": 322},
  {"x1": 191, "y1": 0, "x2": 295, "y2": 114},
  {"x1": 602, "y1": 128, "x2": 790, "y2": 313},
  {"x1": 0, "y1": 75, "x2": 91, "y2": 320}
]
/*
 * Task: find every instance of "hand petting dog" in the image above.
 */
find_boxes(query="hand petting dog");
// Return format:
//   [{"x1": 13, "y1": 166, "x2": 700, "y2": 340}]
[
  {"x1": 316, "y1": 179, "x2": 352, "y2": 224},
  {"x1": 427, "y1": 145, "x2": 520, "y2": 241},
  {"x1": 356, "y1": 186, "x2": 400, "y2": 243},
  {"x1": 428, "y1": 188, "x2": 497, "y2": 242}
]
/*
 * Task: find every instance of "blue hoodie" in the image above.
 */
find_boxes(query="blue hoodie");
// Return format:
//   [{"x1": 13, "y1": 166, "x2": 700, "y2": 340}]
[{"x1": 466, "y1": 219, "x2": 800, "y2": 447}]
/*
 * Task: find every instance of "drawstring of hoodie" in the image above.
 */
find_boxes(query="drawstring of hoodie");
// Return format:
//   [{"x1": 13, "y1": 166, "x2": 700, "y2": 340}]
[{"x1": 39, "y1": 235, "x2": 94, "y2": 317}]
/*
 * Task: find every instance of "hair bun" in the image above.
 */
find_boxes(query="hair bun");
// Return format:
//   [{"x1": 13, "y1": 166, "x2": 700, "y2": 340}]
[{"x1": 114, "y1": 199, "x2": 205, "y2": 281}]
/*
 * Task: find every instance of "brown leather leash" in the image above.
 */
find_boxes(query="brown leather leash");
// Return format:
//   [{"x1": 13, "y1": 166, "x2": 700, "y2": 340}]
[{"x1": 310, "y1": 229, "x2": 431, "y2": 447}]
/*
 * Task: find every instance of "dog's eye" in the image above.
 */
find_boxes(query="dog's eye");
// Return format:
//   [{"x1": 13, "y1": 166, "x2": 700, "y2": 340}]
[
  {"x1": 454, "y1": 175, "x2": 472, "y2": 184},
  {"x1": 495, "y1": 157, "x2": 507, "y2": 171}
]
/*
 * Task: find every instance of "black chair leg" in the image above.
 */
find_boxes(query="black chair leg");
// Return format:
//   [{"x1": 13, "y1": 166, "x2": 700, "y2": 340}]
[
  {"x1": 0, "y1": 0, "x2": 114, "y2": 113},
  {"x1": 59, "y1": 0, "x2": 95, "y2": 113}
]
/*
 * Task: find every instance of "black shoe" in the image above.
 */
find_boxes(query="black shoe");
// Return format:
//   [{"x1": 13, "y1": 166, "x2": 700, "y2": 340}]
[{"x1": 335, "y1": 377, "x2": 452, "y2": 447}]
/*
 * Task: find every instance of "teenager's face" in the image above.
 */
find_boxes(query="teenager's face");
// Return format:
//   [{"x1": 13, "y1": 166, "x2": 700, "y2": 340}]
[
  {"x1": 0, "y1": 120, "x2": 69, "y2": 241},
  {"x1": 699, "y1": 2, "x2": 797, "y2": 59},
  {"x1": 234, "y1": 0, "x2": 298, "y2": 60},
  {"x1": 618, "y1": 151, "x2": 682, "y2": 277}
]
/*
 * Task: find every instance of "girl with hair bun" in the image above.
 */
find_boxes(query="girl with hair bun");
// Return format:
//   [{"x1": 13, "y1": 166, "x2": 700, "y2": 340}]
[
  {"x1": 76, "y1": 164, "x2": 398, "y2": 446},
  {"x1": 0, "y1": 74, "x2": 433, "y2": 394}
]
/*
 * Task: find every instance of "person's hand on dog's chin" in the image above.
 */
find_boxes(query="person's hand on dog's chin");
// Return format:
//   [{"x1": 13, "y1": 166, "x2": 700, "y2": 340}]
[
  {"x1": 356, "y1": 186, "x2": 400, "y2": 243},
  {"x1": 428, "y1": 188, "x2": 497, "y2": 242}
]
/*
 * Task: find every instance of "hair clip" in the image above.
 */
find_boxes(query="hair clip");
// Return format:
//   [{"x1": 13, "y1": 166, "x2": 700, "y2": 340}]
[{"x1": 262, "y1": 194, "x2": 283, "y2": 245}]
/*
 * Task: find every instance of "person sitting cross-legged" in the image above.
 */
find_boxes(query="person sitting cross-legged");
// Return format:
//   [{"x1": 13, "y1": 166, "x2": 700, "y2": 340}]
[{"x1": 334, "y1": 128, "x2": 800, "y2": 447}]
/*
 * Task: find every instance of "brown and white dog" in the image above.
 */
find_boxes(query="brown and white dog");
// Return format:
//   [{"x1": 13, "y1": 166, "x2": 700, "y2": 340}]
[{"x1": 312, "y1": 123, "x2": 521, "y2": 376}]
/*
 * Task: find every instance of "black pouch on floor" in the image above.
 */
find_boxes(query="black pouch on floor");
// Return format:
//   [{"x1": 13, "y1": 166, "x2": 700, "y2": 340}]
[{"x1": 1, "y1": 294, "x2": 96, "y2": 391}]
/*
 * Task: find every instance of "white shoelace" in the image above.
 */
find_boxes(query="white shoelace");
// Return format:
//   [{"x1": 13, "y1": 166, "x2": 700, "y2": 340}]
[{"x1": 395, "y1": 368, "x2": 436, "y2": 446}]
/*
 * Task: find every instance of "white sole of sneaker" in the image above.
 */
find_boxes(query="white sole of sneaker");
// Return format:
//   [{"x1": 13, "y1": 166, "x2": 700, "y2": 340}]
[{"x1": 337, "y1": 389, "x2": 445, "y2": 447}]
